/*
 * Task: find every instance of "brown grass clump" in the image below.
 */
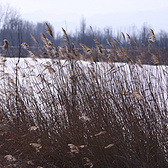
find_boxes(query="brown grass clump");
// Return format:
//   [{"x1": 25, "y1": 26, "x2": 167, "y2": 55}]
[{"x1": 0, "y1": 25, "x2": 167, "y2": 168}]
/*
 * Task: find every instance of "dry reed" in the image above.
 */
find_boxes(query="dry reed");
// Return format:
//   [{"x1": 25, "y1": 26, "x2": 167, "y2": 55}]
[{"x1": 0, "y1": 26, "x2": 167, "y2": 168}]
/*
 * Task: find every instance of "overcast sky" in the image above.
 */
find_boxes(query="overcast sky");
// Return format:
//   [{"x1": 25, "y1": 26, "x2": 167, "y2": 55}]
[{"x1": 2, "y1": 0, "x2": 168, "y2": 34}]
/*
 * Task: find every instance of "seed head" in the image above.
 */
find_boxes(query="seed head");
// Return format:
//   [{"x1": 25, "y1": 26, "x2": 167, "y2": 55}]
[
  {"x1": 45, "y1": 22, "x2": 53, "y2": 37},
  {"x1": 149, "y1": 29, "x2": 155, "y2": 42},
  {"x1": 3, "y1": 39, "x2": 8, "y2": 51}
]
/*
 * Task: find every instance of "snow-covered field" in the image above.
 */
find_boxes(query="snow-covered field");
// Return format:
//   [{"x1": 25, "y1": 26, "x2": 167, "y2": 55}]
[{"x1": 0, "y1": 57, "x2": 168, "y2": 109}]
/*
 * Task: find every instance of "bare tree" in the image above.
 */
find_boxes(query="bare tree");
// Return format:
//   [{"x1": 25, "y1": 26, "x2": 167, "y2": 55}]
[{"x1": 80, "y1": 17, "x2": 86, "y2": 44}]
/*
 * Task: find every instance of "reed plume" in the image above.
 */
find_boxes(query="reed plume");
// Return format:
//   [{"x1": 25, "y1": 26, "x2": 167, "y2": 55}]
[
  {"x1": 45, "y1": 22, "x2": 53, "y2": 37},
  {"x1": 2, "y1": 39, "x2": 8, "y2": 51},
  {"x1": 31, "y1": 34, "x2": 39, "y2": 43},
  {"x1": 149, "y1": 29, "x2": 155, "y2": 42}
]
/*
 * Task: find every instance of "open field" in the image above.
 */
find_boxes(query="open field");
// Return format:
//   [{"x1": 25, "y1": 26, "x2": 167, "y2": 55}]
[{"x1": 0, "y1": 26, "x2": 168, "y2": 167}]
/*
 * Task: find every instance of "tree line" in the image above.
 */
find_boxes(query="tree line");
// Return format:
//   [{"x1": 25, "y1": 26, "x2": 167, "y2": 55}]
[{"x1": 0, "y1": 5, "x2": 168, "y2": 63}]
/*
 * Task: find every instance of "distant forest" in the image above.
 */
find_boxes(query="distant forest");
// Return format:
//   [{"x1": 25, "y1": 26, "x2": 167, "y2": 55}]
[{"x1": 1, "y1": 5, "x2": 168, "y2": 64}]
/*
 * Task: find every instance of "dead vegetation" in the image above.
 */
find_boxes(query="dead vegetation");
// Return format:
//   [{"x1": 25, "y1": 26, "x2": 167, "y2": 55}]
[{"x1": 0, "y1": 23, "x2": 167, "y2": 168}]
